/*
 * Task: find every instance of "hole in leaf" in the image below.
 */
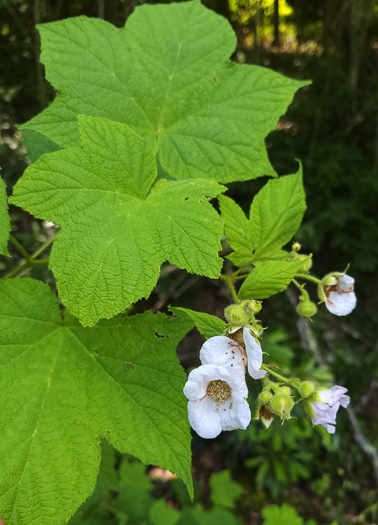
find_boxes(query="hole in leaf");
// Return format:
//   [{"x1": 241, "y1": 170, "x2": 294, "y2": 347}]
[{"x1": 154, "y1": 330, "x2": 169, "y2": 339}]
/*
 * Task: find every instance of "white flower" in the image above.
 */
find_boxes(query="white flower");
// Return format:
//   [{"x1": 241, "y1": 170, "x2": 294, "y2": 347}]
[
  {"x1": 183, "y1": 364, "x2": 251, "y2": 439},
  {"x1": 199, "y1": 328, "x2": 267, "y2": 380},
  {"x1": 310, "y1": 385, "x2": 350, "y2": 434},
  {"x1": 324, "y1": 274, "x2": 356, "y2": 316}
]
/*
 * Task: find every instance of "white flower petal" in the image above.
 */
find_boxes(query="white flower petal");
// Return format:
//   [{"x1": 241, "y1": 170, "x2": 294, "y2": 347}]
[
  {"x1": 337, "y1": 274, "x2": 354, "y2": 292},
  {"x1": 243, "y1": 328, "x2": 267, "y2": 379},
  {"x1": 325, "y1": 290, "x2": 357, "y2": 316},
  {"x1": 324, "y1": 274, "x2": 356, "y2": 316},
  {"x1": 218, "y1": 395, "x2": 251, "y2": 431},
  {"x1": 187, "y1": 397, "x2": 222, "y2": 439},
  {"x1": 200, "y1": 335, "x2": 246, "y2": 371}
]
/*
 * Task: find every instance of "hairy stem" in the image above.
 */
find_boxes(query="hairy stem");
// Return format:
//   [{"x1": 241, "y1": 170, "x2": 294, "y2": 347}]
[
  {"x1": 9, "y1": 234, "x2": 31, "y2": 262},
  {"x1": 295, "y1": 273, "x2": 321, "y2": 284},
  {"x1": 220, "y1": 274, "x2": 239, "y2": 303}
]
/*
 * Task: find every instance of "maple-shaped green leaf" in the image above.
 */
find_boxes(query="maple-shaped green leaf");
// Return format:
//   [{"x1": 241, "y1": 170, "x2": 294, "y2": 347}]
[
  {"x1": 220, "y1": 168, "x2": 306, "y2": 266},
  {"x1": 209, "y1": 470, "x2": 244, "y2": 509},
  {"x1": 0, "y1": 175, "x2": 10, "y2": 255},
  {"x1": 262, "y1": 504, "x2": 304, "y2": 525},
  {"x1": 238, "y1": 257, "x2": 309, "y2": 299},
  {"x1": 11, "y1": 116, "x2": 225, "y2": 326},
  {"x1": 171, "y1": 307, "x2": 225, "y2": 339},
  {"x1": 0, "y1": 278, "x2": 195, "y2": 525},
  {"x1": 22, "y1": 1, "x2": 309, "y2": 183}
]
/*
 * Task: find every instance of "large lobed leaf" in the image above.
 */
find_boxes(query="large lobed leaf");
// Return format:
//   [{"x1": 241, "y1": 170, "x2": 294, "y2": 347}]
[
  {"x1": 0, "y1": 278, "x2": 194, "y2": 525},
  {"x1": 21, "y1": 0, "x2": 309, "y2": 182},
  {"x1": 0, "y1": 175, "x2": 10, "y2": 255},
  {"x1": 11, "y1": 116, "x2": 225, "y2": 326}
]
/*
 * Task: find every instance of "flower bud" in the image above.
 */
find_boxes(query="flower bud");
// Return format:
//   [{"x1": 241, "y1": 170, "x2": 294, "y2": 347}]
[
  {"x1": 279, "y1": 386, "x2": 292, "y2": 396},
  {"x1": 270, "y1": 394, "x2": 294, "y2": 419},
  {"x1": 321, "y1": 274, "x2": 338, "y2": 287},
  {"x1": 224, "y1": 304, "x2": 247, "y2": 326},
  {"x1": 298, "y1": 381, "x2": 315, "y2": 397},
  {"x1": 296, "y1": 254, "x2": 313, "y2": 272},
  {"x1": 258, "y1": 391, "x2": 273, "y2": 404},
  {"x1": 296, "y1": 300, "x2": 317, "y2": 318},
  {"x1": 248, "y1": 300, "x2": 262, "y2": 314},
  {"x1": 292, "y1": 242, "x2": 301, "y2": 252}
]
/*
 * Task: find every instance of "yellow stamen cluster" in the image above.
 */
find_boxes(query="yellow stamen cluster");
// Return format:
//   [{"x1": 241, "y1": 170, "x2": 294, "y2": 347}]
[{"x1": 207, "y1": 380, "x2": 232, "y2": 404}]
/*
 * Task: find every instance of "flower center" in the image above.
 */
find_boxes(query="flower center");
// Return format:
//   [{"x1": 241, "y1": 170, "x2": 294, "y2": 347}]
[{"x1": 207, "y1": 380, "x2": 232, "y2": 404}]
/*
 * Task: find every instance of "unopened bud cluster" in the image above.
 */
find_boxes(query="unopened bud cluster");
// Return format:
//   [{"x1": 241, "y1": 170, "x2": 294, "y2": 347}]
[{"x1": 224, "y1": 299, "x2": 263, "y2": 336}]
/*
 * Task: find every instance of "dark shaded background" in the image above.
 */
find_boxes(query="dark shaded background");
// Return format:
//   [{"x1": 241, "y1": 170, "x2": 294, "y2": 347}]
[{"x1": 0, "y1": 0, "x2": 377, "y2": 523}]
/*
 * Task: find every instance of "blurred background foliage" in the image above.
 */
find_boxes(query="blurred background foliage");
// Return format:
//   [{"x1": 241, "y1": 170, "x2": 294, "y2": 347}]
[{"x1": 0, "y1": 0, "x2": 377, "y2": 523}]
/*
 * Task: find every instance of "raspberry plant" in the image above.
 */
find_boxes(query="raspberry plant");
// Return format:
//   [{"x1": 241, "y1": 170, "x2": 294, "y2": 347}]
[{"x1": 0, "y1": 1, "x2": 355, "y2": 524}]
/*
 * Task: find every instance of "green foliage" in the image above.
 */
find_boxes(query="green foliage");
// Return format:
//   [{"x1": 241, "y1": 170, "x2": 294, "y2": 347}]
[
  {"x1": 0, "y1": 175, "x2": 10, "y2": 255},
  {"x1": 209, "y1": 470, "x2": 244, "y2": 509},
  {"x1": 21, "y1": 1, "x2": 308, "y2": 183},
  {"x1": 171, "y1": 307, "x2": 226, "y2": 339},
  {"x1": 247, "y1": 167, "x2": 306, "y2": 260},
  {"x1": 220, "y1": 167, "x2": 306, "y2": 266},
  {"x1": 21, "y1": 129, "x2": 60, "y2": 163},
  {"x1": 262, "y1": 504, "x2": 308, "y2": 525},
  {"x1": 0, "y1": 278, "x2": 194, "y2": 525},
  {"x1": 177, "y1": 507, "x2": 242, "y2": 525},
  {"x1": 11, "y1": 116, "x2": 225, "y2": 326},
  {"x1": 244, "y1": 419, "x2": 313, "y2": 497},
  {"x1": 238, "y1": 257, "x2": 308, "y2": 299}
]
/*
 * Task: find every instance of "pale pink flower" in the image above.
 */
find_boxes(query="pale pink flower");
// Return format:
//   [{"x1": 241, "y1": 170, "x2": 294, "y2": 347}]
[{"x1": 310, "y1": 386, "x2": 350, "y2": 434}]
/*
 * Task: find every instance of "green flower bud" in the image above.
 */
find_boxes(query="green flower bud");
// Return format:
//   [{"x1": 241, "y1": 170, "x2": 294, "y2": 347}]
[
  {"x1": 292, "y1": 242, "x2": 301, "y2": 252},
  {"x1": 248, "y1": 300, "x2": 262, "y2": 314},
  {"x1": 296, "y1": 300, "x2": 317, "y2": 318},
  {"x1": 258, "y1": 391, "x2": 273, "y2": 404},
  {"x1": 321, "y1": 274, "x2": 338, "y2": 287},
  {"x1": 270, "y1": 394, "x2": 294, "y2": 418},
  {"x1": 298, "y1": 381, "x2": 315, "y2": 397},
  {"x1": 279, "y1": 386, "x2": 292, "y2": 396},
  {"x1": 224, "y1": 304, "x2": 247, "y2": 326},
  {"x1": 296, "y1": 254, "x2": 313, "y2": 272}
]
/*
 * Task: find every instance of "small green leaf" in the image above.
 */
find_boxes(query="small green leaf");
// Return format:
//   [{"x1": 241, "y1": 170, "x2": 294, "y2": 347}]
[
  {"x1": 11, "y1": 116, "x2": 225, "y2": 326},
  {"x1": 22, "y1": 2, "x2": 309, "y2": 182},
  {"x1": 262, "y1": 504, "x2": 304, "y2": 525},
  {"x1": 238, "y1": 258, "x2": 308, "y2": 299},
  {"x1": 249, "y1": 167, "x2": 306, "y2": 261},
  {"x1": 220, "y1": 168, "x2": 306, "y2": 267},
  {"x1": 149, "y1": 499, "x2": 181, "y2": 525},
  {"x1": 0, "y1": 278, "x2": 194, "y2": 525},
  {"x1": 209, "y1": 470, "x2": 244, "y2": 509},
  {"x1": 171, "y1": 307, "x2": 225, "y2": 339},
  {"x1": 218, "y1": 195, "x2": 253, "y2": 266},
  {"x1": 0, "y1": 176, "x2": 10, "y2": 256}
]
